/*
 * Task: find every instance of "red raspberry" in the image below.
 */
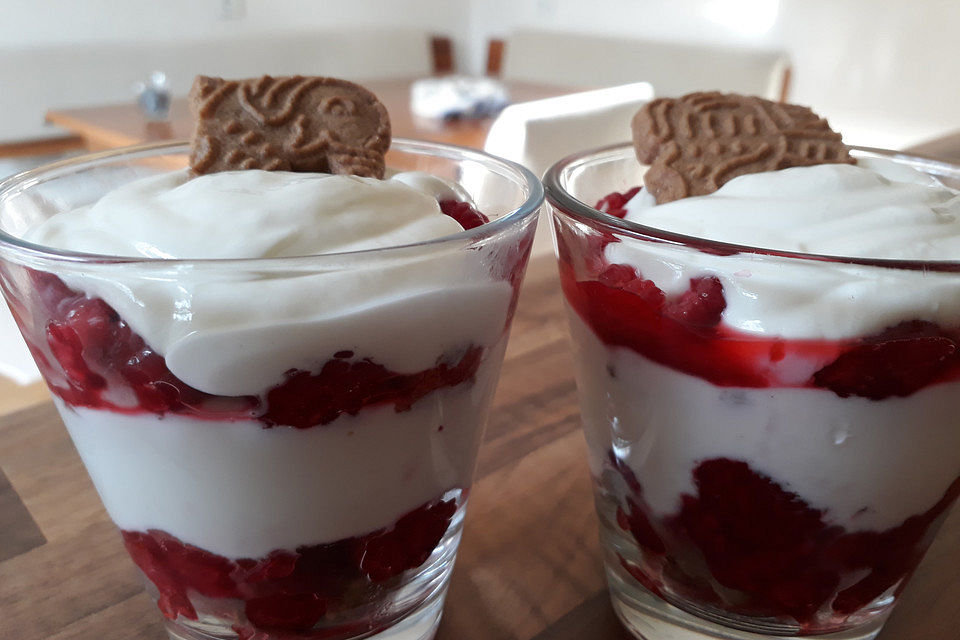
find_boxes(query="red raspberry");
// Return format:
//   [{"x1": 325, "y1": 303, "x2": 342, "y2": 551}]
[
  {"x1": 813, "y1": 321, "x2": 958, "y2": 400},
  {"x1": 46, "y1": 322, "x2": 106, "y2": 392},
  {"x1": 263, "y1": 347, "x2": 483, "y2": 429},
  {"x1": 439, "y1": 199, "x2": 488, "y2": 230},
  {"x1": 358, "y1": 497, "x2": 456, "y2": 581},
  {"x1": 617, "y1": 501, "x2": 665, "y2": 554},
  {"x1": 122, "y1": 495, "x2": 461, "y2": 635},
  {"x1": 598, "y1": 263, "x2": 638, "y2": 288},
  {"x1": 613, "y1": 453, "x2": 960, "y2": 626},
  {"x1": 595, "y1": 187, "x2": 641, "y2": 218},
  {"x1": 664, "y1": 276, "x2": 726, "y2": 327},
  {"x1": 245, "y1": 593, "x2": 328, "y2": 633}
]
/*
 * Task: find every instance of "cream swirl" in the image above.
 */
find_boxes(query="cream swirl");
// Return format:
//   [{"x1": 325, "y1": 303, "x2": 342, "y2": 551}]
[
  {"x1": 606, "y1": 158, "x2": 960, "y2": 340},
  {"x1": 26, "y1": 169, "x2": 511, "y2": 396},
  {"x1": 26, "y1": 169, "x2": 467, "y2": 259}
]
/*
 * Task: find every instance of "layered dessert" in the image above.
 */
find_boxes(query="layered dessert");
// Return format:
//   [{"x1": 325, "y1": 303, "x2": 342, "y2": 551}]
[
  {"x1": 553, "y1": 93, "x2": 960, "y2": 634},
  {"x1": 0, "y1": 76, "x2": 534, "y2": 639}
]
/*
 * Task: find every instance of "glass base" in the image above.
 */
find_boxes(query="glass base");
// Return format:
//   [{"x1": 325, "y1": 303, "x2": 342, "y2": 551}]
[
  {"x1": 164, "y1": 583, "x2": 447, "y2": 640},
  {"x1": 607, "y1": 567, "x2": 887, "y2": 640}
]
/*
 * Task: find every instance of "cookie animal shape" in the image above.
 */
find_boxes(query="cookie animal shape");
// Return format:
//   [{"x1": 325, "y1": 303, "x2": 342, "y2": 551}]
[
  {"x1": 632, "y1": 92, "x2": 855, "y2": 204},
  {"x1": 189, "y1": 75, "x2": 391, "y2": 178}
]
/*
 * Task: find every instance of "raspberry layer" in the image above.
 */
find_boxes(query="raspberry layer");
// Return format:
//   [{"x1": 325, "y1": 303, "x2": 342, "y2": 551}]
[
  {"x1": 559, "y1": 263, "x2": 960, "y2": 403},
  {"x1": 123, "y1": 492, "x2": 461, "y2": 638},
  {"x1": 559, "y1": 188, "x2": 960, "y2": 400},
  {"x1": 17, "y1": 269, "x2": 488, "y2": 429},
  {"x1": 611, "y1": 453, "x2": 960, "y2": 630}
]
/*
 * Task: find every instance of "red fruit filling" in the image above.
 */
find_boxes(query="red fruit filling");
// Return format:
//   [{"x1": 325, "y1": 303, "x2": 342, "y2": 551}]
[
  {"x1": 555, "y1": 188, "x2": 960, "y2": 399},
  {"x1": 15, "y1": 271, "x2": 484, "y2": 428},
  {"x1": 438, "y1": 199, "x2": 489, "y2": 230},
  {"x1": 609, "y1": 454, "x2": 960, "y2": 629},
  {"x1": 812, "y1": 321, "x2": 959, "y2": 400},
  {"x1": 122, "y1": 494, "x2": 459, "y2": 637},
  {"x1": 28, "y1": 273, "x2": 256, "y2": 418},
  {"x1": 262, "y1": 346, "x2": 483, "y2": 429},
  {"x1": 439, "y1": 198, "x2": 533, "y2": 295},
  {"x1": 595, "y1": 186, "x2": 640, "y2": 219}
]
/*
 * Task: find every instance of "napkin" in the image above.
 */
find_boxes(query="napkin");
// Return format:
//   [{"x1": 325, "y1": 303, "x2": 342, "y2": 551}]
[
  {"x1": 410, "y1": 75, "x2": 510, "y2": 120},
  {"x1": 483, "y1": 82, "x2": 654, "y2": 254},
  {"x1": 0, "y1": 304, "x2": 40, "y2": 386}
]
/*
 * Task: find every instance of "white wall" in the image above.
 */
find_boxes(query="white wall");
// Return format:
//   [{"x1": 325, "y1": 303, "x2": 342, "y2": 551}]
[
  {"x1": 0, "y1": 0, "x2": 466, "y2": 47},
  {"x1": 0, "y1": 0, "x2": 473, "y2": 142},
  {"x1": 0, "y1": 0, "x2": 956, "y2": 148},
  {"x1": 465, "y1": 0, "x2": 779, "y2": 73},
  {"x1": 467, "y1": 0, "x2": 960, "y2": 148},
  {"x1": 0, "y1": 0, "x2": 472, "y2": 69},
  {"x1": 772, "y1": 0, "x2": 960, "y2": 148}
]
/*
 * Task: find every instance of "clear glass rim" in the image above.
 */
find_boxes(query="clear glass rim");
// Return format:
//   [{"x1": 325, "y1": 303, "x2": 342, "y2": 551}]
[
  {"x1": 0, "y1": 138, "x2": 544, "y2": 268},
  {"x1": 544, "y1": 143, "x2": 960, "y2": 273}
]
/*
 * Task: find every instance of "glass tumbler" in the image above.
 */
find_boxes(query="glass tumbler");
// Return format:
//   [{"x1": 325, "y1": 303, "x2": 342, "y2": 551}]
[
  {"x1": 0, "y1": 140, "x2": 542, "y2": 640},
  {"x1": 544, "y1": 144, "x2": 960, "y2": 640}
]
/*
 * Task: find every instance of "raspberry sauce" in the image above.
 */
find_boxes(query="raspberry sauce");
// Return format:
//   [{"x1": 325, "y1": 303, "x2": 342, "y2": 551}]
[
  {"x1": 611, "y1": 453, "x2": 960, "y2": 629},
  {"x1": 123, "y1": 493, "x2": 460, "y2": 637}
]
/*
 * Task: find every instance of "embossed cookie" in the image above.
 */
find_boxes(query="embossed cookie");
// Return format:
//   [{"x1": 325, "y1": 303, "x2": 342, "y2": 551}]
[
  {"x1": 188, "y1": 75, "x2": 391, "y2": 178},
  {"x1": 632, "y1": 92, "x2": 855, "y2": 204}
]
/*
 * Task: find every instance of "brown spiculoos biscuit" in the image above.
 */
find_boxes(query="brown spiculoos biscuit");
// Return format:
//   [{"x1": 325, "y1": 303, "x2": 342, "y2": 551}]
[
  {"x1": 632, "y1": 92, "x2": 855, "y2": 204},
  {"x1": 188, "y1": 75, "x2": 391, "y2": 178}
]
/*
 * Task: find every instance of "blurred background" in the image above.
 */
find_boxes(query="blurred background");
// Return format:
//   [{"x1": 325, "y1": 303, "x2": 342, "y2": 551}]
[{"x1": 2, "y1": 0, "x2": 958, "y2": 159}]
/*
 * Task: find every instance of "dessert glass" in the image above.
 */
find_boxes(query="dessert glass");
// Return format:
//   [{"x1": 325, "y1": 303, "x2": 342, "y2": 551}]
[
  {"x1": 544, "y1": 144, "x2": 960, "y2": 640},
  {"x1": 0, "y1": 140, "x2": 542, "y2": 640}
]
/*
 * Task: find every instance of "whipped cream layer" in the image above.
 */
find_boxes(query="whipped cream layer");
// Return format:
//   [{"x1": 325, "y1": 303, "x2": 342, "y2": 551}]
[
  {"x1": 608, "y1": 158, "x2": 960, "y2": 339},
  {"x1": 26, "y1": 169, "x2": 510, "y2": 396},
  {"x1": 568, "y1": 313, "x2": 960, "y2": 532},
  {"x1": 59, "y1": 340, "x2": 504, "y2": 558}
]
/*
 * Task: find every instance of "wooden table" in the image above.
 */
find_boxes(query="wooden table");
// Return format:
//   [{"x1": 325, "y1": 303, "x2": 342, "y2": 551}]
[
  {"x1": 907, "y1": 131, "x2": 960, "y2": 165},
  {"x1": 45, "y1": 77, "x2": 573, "y2": 152},
  {"x1": 0, "y1": 255, "x2": 957, "y2": 640}
]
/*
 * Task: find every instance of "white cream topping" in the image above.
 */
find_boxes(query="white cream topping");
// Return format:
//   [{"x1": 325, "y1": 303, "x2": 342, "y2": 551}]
[
  {"x1": 26, "y1": 169, "x2": 467, "y2": 259},
  {"x1": 26, "y1": 169, "x2": 511, "y2": 396},
  {"x1": 608, "y1": 158, "x2": 960, "y2": 339}
]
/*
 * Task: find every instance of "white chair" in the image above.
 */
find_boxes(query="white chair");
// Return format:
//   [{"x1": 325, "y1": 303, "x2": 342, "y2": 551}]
[
  {"x1": 484, "y1": 83, "x2": 654, "y2": 255},
  {"x1": 485, "y1": 82, "x2": 653, "y2": 179},
  {"x1": 500, "y1": 30, "x2": 790, "y2": 101}
]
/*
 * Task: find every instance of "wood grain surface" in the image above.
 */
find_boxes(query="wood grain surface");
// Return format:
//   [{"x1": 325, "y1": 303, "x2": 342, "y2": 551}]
[
  {"x1": 0, "y1": 377, "x2": 48, "y2": 420},
  {"x1": 906, "y1": 131, "x2": 960, "y2": 165},
  {"x1": 45, "y1": 78, "x2": 576, "y2": 153},
  {"x1": 0, "y1": 256, "x2": 957, "y2": 640}
]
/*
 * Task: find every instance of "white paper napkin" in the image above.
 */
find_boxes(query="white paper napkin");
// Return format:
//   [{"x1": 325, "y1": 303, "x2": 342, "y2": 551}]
[
  {"x1": 0, "y1": 303, "x2": 40, "y2": 386},
  {"x1": 410, "y1": 75, "x2": 510, "y2": 120}
]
